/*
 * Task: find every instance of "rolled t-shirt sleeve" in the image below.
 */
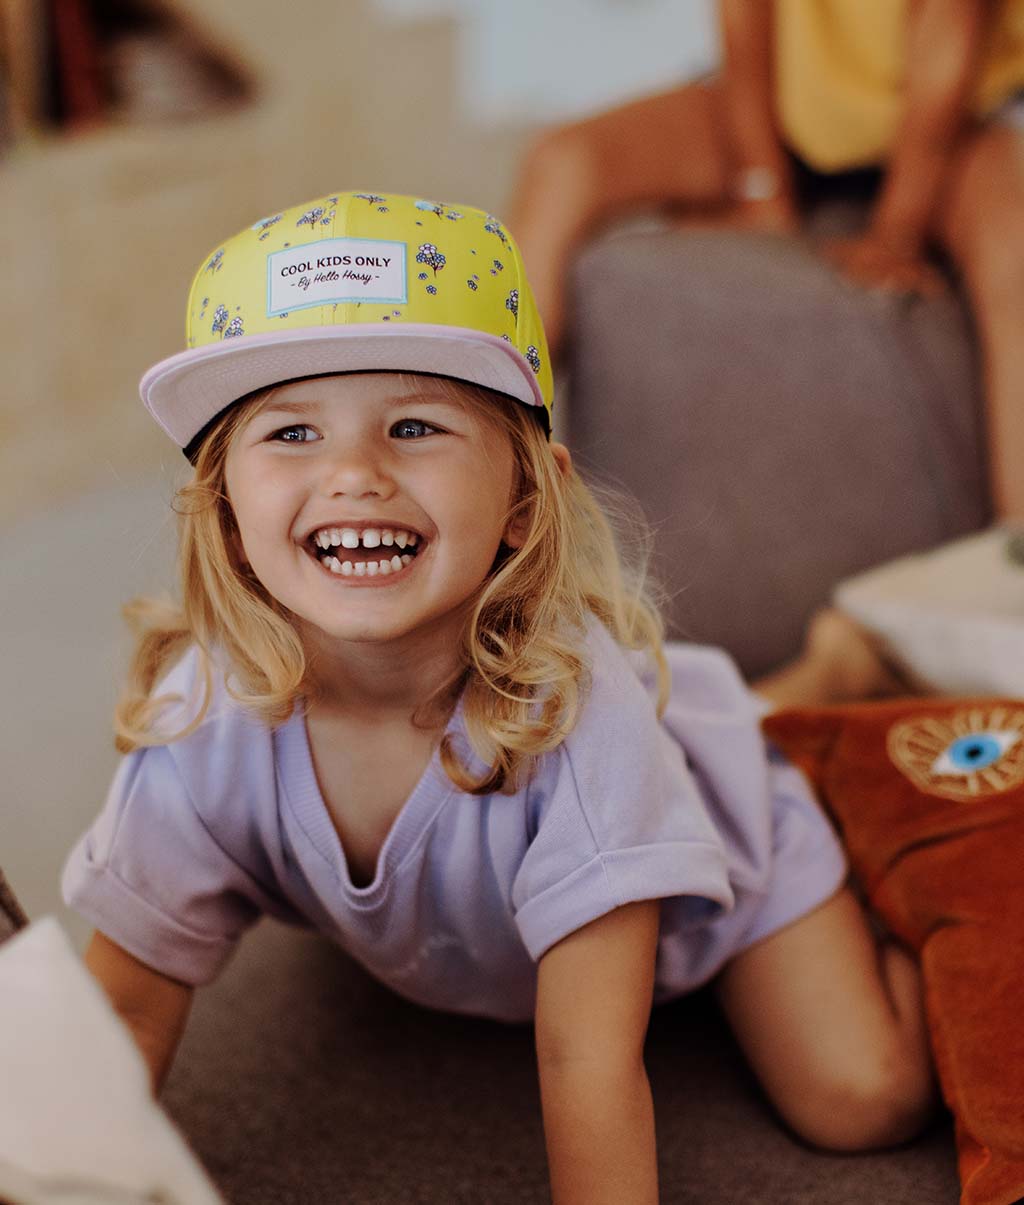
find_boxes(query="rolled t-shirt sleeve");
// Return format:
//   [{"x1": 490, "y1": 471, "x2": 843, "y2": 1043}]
[
  {"x1": 511, "y1": 625, "x2": 735, "y2": 962},
  {"x1": 62, "y1": 745, "x2": 268, "y2": 986}
]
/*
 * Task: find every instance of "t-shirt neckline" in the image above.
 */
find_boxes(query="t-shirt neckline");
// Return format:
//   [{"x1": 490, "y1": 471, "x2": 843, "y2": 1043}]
[{"x1": 274, "y1": 697, "x2": 472, "y2": 902}]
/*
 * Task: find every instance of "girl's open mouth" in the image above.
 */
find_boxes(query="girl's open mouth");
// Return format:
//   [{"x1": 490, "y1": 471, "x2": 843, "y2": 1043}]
[{"x1": 306, "y1": 525, "x2": 424, "y2": 580}]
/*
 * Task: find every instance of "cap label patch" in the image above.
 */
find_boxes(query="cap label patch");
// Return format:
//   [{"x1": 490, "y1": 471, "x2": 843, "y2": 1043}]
[{"x1": 267, "y1": 238, "x2": 407, "y2": 314}]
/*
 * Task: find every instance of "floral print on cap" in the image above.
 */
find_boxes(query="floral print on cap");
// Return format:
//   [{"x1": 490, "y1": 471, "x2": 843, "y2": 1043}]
[{"x1": 177, "y1": 190, "x2": 554, "y2": 435}]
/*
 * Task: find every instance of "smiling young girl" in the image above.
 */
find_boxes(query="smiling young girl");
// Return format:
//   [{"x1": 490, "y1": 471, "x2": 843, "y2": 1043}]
[{"x1": 64, "y1": 191, "x2": 935, "y2": 1204}]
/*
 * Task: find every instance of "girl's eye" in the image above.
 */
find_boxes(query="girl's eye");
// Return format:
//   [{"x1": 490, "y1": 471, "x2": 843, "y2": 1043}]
[
  {"x1": 391, "y1": 419, "x2": 439, "y2": 440},
  {"x1": 271, "y1": 424, "x2": 319, "y2": 443}
]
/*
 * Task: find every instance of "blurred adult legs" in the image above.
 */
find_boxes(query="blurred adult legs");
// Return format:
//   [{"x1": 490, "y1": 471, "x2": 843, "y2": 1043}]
[
  {"x1": 508, "y1": 81, "x2": 729, "y2": 354},
  {"x1": 509, "y1": 77, "x2": 1024, "y2": 538},
  {"x1": 936, "y1": 123, "x2": 1024, "y2": 525}
]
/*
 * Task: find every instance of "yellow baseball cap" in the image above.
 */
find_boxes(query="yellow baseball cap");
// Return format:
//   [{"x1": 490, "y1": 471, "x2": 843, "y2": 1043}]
[{"x1": 139, "y1": 190, "x2": 553, "y2": 458}]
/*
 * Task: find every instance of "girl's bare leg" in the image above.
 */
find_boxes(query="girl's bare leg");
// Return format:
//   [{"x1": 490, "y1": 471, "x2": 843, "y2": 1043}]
[
  {"x1": 735, "y1": 615, "x2": 936, "y2": 1146},
  {"x1": 935, "y1": 122, "x2": 1024, "y2": 525},
  {"x1": 753, "y1": 608, "x2": 913, "y2": 710},
  {"x1": 507, "y1": 80, "x2": 730, "y2": 354},
  {"x1": 716, "y1": 888, "x2": 938, "y2": 1151}
]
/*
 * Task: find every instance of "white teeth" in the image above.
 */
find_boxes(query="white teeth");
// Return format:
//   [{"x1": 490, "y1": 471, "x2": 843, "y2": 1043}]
[
  {"x1": 321, "y1": 552, "x2": 411, "y2": 579},
  {"x1": 315, "y1": 525, "x2": 420, "y2": 571},
  {"x1": 316, "y1": 526, "x2": 421, "y2": 550}
]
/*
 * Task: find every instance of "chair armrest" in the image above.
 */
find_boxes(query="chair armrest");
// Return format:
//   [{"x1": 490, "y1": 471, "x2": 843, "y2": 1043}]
[{"x1": 566, "y1": 227, "x2": 987, "y2": 675}]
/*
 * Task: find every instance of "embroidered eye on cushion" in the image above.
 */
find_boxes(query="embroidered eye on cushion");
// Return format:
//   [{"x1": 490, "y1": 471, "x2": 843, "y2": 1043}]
[
  {"x1": 763, "y1": 697, "x2": 1024, "y2": 1205},
  {"x1": 888, "y1": 705, "x2": 1024, "y2": 801}
]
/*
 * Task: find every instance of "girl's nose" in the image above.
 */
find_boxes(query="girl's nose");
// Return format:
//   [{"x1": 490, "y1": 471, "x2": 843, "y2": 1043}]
[{"x1": 320, "y1": 440, "x2": 396, "y2": 500}]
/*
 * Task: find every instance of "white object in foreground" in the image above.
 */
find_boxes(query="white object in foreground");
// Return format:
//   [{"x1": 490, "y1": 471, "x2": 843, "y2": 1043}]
[{"x1": 0, "y1": 918, "x2": 223, "y2": 1205}]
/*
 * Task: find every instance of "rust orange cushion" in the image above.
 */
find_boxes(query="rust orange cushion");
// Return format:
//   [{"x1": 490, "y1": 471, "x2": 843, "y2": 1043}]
[{"x1": 763, "y1": 698, "x2": 1024, "y2": 1205}]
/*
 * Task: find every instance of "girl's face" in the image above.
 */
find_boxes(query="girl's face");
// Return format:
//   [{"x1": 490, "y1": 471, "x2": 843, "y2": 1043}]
[{"x1": 223, "y1": 373, "x2": 522, "y2": 650}]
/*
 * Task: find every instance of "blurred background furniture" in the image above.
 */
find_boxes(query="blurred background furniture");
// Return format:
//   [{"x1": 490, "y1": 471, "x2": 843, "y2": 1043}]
[
  {"x1": 567, "y1": 216, "x2": 988, "y2": 679},
  {"x1": 0, "y1": 0, "x2": 529, "y2": 531}
]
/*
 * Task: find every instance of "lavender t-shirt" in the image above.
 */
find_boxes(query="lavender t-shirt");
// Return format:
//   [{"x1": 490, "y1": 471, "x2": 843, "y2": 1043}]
[{"x1": 62, "y1": 619, "x2": 845, "y2": 1021}]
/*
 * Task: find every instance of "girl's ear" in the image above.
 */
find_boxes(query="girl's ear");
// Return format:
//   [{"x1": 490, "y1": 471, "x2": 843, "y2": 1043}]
[
  {"x1": 550, "y1": 442, "x2": 572, "y2": 479},
  {"x1": 503, "y1": 442, "x2": 573, "y2": 549},
  {"x1": 504, "y1": 516, "x2": 527, "y2": 549}
]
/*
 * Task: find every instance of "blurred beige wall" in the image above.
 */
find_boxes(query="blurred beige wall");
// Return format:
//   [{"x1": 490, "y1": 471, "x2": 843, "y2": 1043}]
[{"x1": 0, "y1": 0, "x2": 534, "y2": 523}]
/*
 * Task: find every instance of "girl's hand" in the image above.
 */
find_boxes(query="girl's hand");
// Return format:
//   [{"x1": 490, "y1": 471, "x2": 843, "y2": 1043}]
[{"x1": 821, "y1": 233, "x2": 947, "y2": 299}]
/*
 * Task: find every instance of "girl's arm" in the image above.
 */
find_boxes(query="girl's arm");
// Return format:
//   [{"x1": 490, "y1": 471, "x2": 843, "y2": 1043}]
[
  {"x1": 84, "y1": 929, "x2": 194, "y2": 1094},
  {"x1": 826, "y1": 0, "x2": 990, "y2": 292},
  {"x1": 534, "y1": 900, "x2": 661, "y2": 1205}
]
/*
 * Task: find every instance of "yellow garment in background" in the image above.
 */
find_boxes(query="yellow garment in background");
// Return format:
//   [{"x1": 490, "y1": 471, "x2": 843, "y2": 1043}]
[{"x1": 775, "y1": 0, "x2": 1024, "y2": 171}]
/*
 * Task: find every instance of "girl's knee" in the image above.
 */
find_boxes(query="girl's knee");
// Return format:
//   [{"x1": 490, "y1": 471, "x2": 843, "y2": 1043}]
[{"x1": 783, "y1": 1052, "x2": 937, "y2": 1153}]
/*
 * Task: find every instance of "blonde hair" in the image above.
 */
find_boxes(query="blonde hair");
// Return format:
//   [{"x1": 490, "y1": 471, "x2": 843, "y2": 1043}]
[{"x1": 115, "y1": 377, "x2": 669, "y2": 794}]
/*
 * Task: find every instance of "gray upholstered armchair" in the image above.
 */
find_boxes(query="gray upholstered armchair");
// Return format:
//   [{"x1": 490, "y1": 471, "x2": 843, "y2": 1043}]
[{"x1": 567, "y1": 217, "x2": 989, "y2": 680}]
